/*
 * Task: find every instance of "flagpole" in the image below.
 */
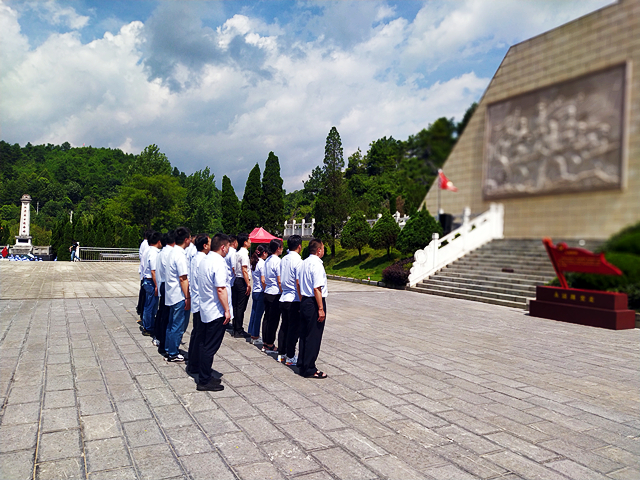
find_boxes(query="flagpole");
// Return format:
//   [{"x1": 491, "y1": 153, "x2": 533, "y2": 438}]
[{"x1": 437, "y1": 170, "x2": 441, "y2": 221}]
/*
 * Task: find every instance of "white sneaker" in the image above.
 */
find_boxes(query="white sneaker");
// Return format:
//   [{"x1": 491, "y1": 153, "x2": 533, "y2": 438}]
[
  {"x1": 165, "y1": 353, "x2": 185, "y2": 363},
  {"x1": 152, "y1": 338, "x2": 160, "y2": 346},
  {"x1": 251, "y1": 337, "x2": 263, "y2": 345},
  {"x1": 285, "y1": 355, "x2": 298, "y2": 366}
]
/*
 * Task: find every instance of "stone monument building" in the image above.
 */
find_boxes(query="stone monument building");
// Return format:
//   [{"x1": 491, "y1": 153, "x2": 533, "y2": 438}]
[
  {"x1": 421, "y1": 0, "x2": 639, "y2": 239},
  {"x1": 13, "y1": 194, "x2": 33, "y2": 254}
]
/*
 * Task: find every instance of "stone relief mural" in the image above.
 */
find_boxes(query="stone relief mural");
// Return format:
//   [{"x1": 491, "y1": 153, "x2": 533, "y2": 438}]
[{"x1": 483, "y1": 64, "x2": 625, "y2": 199}]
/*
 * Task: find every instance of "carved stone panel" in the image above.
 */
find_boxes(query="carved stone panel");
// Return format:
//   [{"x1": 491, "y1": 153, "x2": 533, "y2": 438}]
[{"x1": 483, "y1": 64, "x2": 625, "y2": 199}]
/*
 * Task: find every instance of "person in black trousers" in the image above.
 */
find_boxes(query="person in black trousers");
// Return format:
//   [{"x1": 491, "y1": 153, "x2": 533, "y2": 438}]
[
  {"x1": 277, "y1": 235, "x2": 303, "y2": 364},
  {"x1": 231, "y1": 233, "x2": 252, "y2": 337},
  {"x1": 154, "y1": 230, "x2": 175, "y2": 355},
  {"x1": 297, "y1": 238, "x2": 328, "y2": 379},
  {"x1": 261, "y1": 239, "x2": 283, "y2": 353}
]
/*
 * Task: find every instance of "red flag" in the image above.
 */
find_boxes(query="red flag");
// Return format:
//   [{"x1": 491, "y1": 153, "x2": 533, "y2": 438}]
[{"x1": 438, "y1": 169, "x2": 457, "y2": 192}]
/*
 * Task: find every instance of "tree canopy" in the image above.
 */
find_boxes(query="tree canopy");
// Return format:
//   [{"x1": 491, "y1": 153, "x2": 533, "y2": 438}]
[
  {"x1": 261, "y1": 152, "x2": 285, "y2": 235},
  {"x1": 221, "y1": 175, "x2": 240, "y2": 234},
  {"x1": 238, "y1": 163, "x2": 262, "y2": 233}
]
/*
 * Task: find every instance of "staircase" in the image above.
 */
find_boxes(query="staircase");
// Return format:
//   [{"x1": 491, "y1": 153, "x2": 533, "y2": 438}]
[{"x1": 409, "y1": 239, "x2": 595, "y2": 309}]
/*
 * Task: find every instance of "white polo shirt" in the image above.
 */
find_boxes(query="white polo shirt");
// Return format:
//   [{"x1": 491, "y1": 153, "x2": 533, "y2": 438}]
[
  {"x1": 264, "y1": 254, "x2": 282, "y2": 295},
  {"x1": 165, "y1": 245, "x2": 188, "y2": 306},
  {"x1": 185, "y1": 242, "x2": 197, "y2": 279},
  {"x1": 144, "y1": 246, "x2": 160, "y2": 281},
  {"x1": 190, "y1": 251, "x2": 207, "y2": 314},
  {"x1": 299, "y1": 254, "x2": 328, "y2": 298},
  {"x1": 225, "y1": 247, "x2": 236, "y2": 286},
  {"x1": 156, "y1": 245, "x2": 169, "y2": 285},
  {"x1": 138, "y1": 239, "x2": 149, "y2": 281},
  {"x1": 235, "y1": 247, "x2": 250, "y2": 279},
  {"x1": 198, "y1": 251, "x2": 228, "y2": 323},
  {"x1": 280, "y1": 251, "x2": 302, "y2": 302},
  {"x1": 251, "y1": 258, "x2": 265, "y2": 293}
]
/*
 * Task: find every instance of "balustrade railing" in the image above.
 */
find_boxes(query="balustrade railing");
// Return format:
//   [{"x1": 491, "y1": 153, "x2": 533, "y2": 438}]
[{"x1": 78, "y1": 247, "x2": 139, "y2": 262}]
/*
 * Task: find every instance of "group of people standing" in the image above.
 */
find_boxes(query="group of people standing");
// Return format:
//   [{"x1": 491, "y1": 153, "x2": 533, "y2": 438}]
[{"x1": 136, "y1": 229, "x2": 329, "y2": 392}]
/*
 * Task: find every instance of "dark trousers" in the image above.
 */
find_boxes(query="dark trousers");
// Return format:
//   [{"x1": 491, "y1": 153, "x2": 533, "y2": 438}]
[
  {"x1": 278, "y1": 301, "x2": 300, "y2": 357},
  {"x1": 136, "y1": 279, "x2": 145, "y2": 317},
  {"x1": 232, "y1": 277, "x2": 249, "y2": 333},
  {"x1": 298, "y1": 296, "x2": 326, "y2": 377},
  {"x1": 197, "y1": 317, "x2": 226, "y2": 386},
  {"x1": 262, "y1": 293, "x2": 281, "y2": 346},
  {"x1": 187, "y1": 312, "x2": 201, "y2": 373},
  {"x1": 154, "y1": 283, "x2": 169, "y2": 354}
]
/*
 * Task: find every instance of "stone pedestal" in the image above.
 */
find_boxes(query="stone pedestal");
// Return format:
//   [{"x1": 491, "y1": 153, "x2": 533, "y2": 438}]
[{"x1": 529, "y1": 286, "x2": 636, "y2": 330}]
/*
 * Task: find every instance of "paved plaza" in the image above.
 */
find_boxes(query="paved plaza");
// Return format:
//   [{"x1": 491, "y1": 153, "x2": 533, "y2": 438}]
[{"x1": 0, "y1": 262, "x2": 638, "y2": 480}]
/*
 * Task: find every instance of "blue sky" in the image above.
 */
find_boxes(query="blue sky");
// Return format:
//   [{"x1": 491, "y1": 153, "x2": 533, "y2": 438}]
[{"x1": 0, "y1": 0, "x2": 613, "y2": 192}]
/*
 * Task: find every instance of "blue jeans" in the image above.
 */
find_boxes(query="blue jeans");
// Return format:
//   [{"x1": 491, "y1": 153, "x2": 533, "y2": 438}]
[
  {"x1": 142, "y1": 279, "x2": 158, "y2": 333},
  {"x1": 166, "y1": 300, "x2": 187, "y2": 356},
  {"x1": 248, "y1": 291, "x2": 265, "y2": 337}
]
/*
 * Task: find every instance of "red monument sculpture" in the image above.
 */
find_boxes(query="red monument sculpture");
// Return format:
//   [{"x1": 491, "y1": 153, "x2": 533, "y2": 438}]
[{"x1": 528, "y1": 239, "x2": 636, "y2": 330}]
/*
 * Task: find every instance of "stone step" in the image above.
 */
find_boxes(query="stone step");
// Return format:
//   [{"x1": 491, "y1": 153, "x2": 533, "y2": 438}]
[
  {"x1": 454, "y1": 258, "x2": 554, "y2": 269},
  {"x1": 408, "y1": 285, "x2": 527, "y2": 309},
  {"x1": 436, "y1": 270, "x2": 550, "y2": 286},
  {"x1": 426, "y1": 277, "x2": 537, "y2": 295},
  {"x1": 444, "y1": 265, "x2": 556, "y2": 277},
  {"x1": 413, "y1": 282, "x2": 529, "y2": 304}
]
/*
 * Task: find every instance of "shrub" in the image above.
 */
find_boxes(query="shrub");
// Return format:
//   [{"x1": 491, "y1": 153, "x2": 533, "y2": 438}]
[
  {"x1": 382, "y1": 257, "x2": 413, "y2": 286},
  {"x1": 397, "y1": 209, "x2": 443, "y2": 254},
  {"x1": 601, "y1": 221, "x2": 640, "y2": 255}
]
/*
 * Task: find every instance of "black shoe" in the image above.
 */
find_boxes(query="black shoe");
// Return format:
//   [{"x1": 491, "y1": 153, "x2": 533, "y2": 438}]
[
  {"x1": 197, "y1": 380, "x2": 224, "y2": 391},
  {"x1": 141, "y1": 329, "x2": 152, "y2": 337},
  {"x1": 232, "y1": 331, "x2": 244, "y2": 338}
]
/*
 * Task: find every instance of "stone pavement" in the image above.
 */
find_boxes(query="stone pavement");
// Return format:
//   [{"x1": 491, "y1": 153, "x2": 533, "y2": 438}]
[{"x1": 0, "y1": 263, "x2": 638, "y2": 480}]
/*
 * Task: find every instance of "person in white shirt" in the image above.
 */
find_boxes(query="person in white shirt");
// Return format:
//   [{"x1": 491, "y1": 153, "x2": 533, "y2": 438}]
[
  {"x1": 248, "y1": 245, "x2": 268, "y2": 343},
  {"x1": 231, "y1": 233, "x2": 252, "y2": 337},
  {"x1": 225, "y1": 236, "x2": 237, "y2": 326},
  {"x1": 262, "y1": 239, "x2": 283, "y2": 353},
  {"x1": 185, "y1": 235, "x2": 197, "y2": 279},
  {"x1": 141, "y1": 231, "x2": 162, "y2": 337},
  {"x1": 164, "y1": 227, "x2": 191, "y2": 362},
  {"x1": 195, "y1": 233, "x2": 231, "y2": 391},
  {"x1": 186, "y1": 234, "x2": 210, "y2": 377},
  {"x1": 136, "y1": 231, "x2": 152, "y2": 320},
  {"x1": 297, "y1": 238, "x2": 328, "y2": 379},
  {"x1": 154, "y1": 231, "x2": 175, "y2": 354},
  {"x1": 278, "y1": 235, "x2": 303, "y2": 365}
]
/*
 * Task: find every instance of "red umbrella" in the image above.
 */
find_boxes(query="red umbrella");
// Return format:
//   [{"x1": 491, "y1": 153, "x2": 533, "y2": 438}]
[{"x1": 249, "y1": 227, "x2": 282, "y2": 243}]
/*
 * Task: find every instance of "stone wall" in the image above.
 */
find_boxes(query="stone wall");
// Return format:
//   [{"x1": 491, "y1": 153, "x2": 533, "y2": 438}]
[{"x1": 422, "y1": 0, "x2": 640, "y2": 239}]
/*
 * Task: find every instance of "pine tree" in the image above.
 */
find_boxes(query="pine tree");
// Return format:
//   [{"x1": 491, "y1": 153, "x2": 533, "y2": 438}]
[
  {"x1": 370, "y1": 211, "x2": 401, "y2": 257},
  {"x1": 315, "y1": 127, "x2": 350, "y2": 257},
  {"x1": 340, "y1": 212, "x2": 370, "y2": 257},
  {"x1": 396, "y1": 209, "x2": 443, "y2": 254},
  {"x1": 221, "y1": 175, "x2": 240, "y2": 234},
  {"x1": 261, "y1": 152, "x2": 285, "y2": 235},
  {"x1": 238, "y1": 163, "x2": 262, "y2": 233}
]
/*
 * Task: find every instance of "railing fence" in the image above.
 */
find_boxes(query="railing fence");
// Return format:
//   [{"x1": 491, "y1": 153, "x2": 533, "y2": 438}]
[{"x1": 78, "y1": 247, "x2": 139, "y2": 262}]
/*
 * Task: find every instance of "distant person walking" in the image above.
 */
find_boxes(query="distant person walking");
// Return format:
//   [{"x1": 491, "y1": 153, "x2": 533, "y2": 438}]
[
  {"x1": 278, "y1": 235, "x2": 303, "y2": 365},
  {"x1": 164, "y1": 227, "x2": 191, "y2": 363},
  {"x1": 262, "y1": 239, "x2": 283, "y2": 354},
  {"x1": 297, "y1": 238, "x2": 328, "y2": 379},
  {"x1": 231, "y1": 233, "x2": 251, "y2": 337},
  {"x1": 195, "y1": 233, "x2": 230, "y2": 392},
  {"x1": 69, "y1": 241, "x2": 79, "y2": 261},
  {"x1": 247, "y1": 245, "x2": 268, "y2": 343}
]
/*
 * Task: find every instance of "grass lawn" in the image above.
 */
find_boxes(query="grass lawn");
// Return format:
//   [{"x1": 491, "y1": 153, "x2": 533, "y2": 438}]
[{"x1": 320, "y1": 242, "x2": 405, "y2": 281}]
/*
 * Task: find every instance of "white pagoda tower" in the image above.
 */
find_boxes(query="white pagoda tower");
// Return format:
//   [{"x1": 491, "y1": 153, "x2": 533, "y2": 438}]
[{"x1": 13, "y1": 194, "x2": 33, "y2": 254}]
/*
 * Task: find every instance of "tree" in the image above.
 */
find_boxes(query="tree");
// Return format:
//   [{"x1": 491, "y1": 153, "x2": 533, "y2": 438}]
[
  {"x1": 221, "y1": 175, "x2": 239, "y2": 234},
  {"x1": 238, "y1": 163, "x2": 262, "y2": 233},
  {"x1": 261, "y1": 152, "x2": 285, "y2": 235},
  {"x1": 456, "y1": 102, "x2": 478, "y2": 137},
  {"x1": 314, "y1": 127, "x2": 350, "y2": 257},
  {"x1": 366, "y1": 136, "x2": 401, "y2": 176},
  {"x1": 340, "y1": 212, "x2": 370, "y2": 257},
  {"x1": 370, "y1": 211, "x2": 401, "y2": 256},
  {"x1": 129, "y1": 144, "x2": 172, "y2": 176},
  {"x1": 184, "y1": 167, "x2": 222, "y2": 234},
  {"x1": 396, "y1": 209, "x2": 443, "y2": 254}
]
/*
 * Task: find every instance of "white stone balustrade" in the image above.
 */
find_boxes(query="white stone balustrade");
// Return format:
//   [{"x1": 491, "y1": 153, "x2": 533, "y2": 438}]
[{"x1": 408, "y1": 203, "x2": 504, "y2": 287}]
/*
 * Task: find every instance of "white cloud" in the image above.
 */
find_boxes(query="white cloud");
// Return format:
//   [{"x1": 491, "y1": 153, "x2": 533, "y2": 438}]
[
  {"x1": 26, "y1": 0, "x2": 90, "y2": 30},
  {"x1": 0, "y1": 0, "x2": 615, "y2": 193}
]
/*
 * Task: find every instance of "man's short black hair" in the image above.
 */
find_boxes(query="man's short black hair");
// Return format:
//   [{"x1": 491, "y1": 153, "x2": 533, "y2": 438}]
[
  {"x1": 175, "y1": 227, "x2": 191, "y2": 245},
  {"x1": 308, "y1": 238, "x2": 323, "y2": 255},
  {"x1": 268, "y1": 239, "x2": 283, "y2": 255},
  {"x1": 164, "y1": 230, "x2": 175, "y2": 245},
  {"x1": 211, "y1": 233, "x2": 230, "y2": 252},
  {"x1": 194, "y1": 234, "x2": 210, "y2": 252},
  {"x1": 228, "y1": 235, "x2": 237, "y2": 244},
  {"x1": 237, "y1": 233, "x2": 249, "y2": 247},
  {"x1": 149, "y1": 231, "x2": 162, "y2": 245},
  {"x1": 287, "y1": 235, "x2": 302, "y2": 251},
  {"x1": 144, "y1": 230, "x2": 154, "y2": 241}
]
